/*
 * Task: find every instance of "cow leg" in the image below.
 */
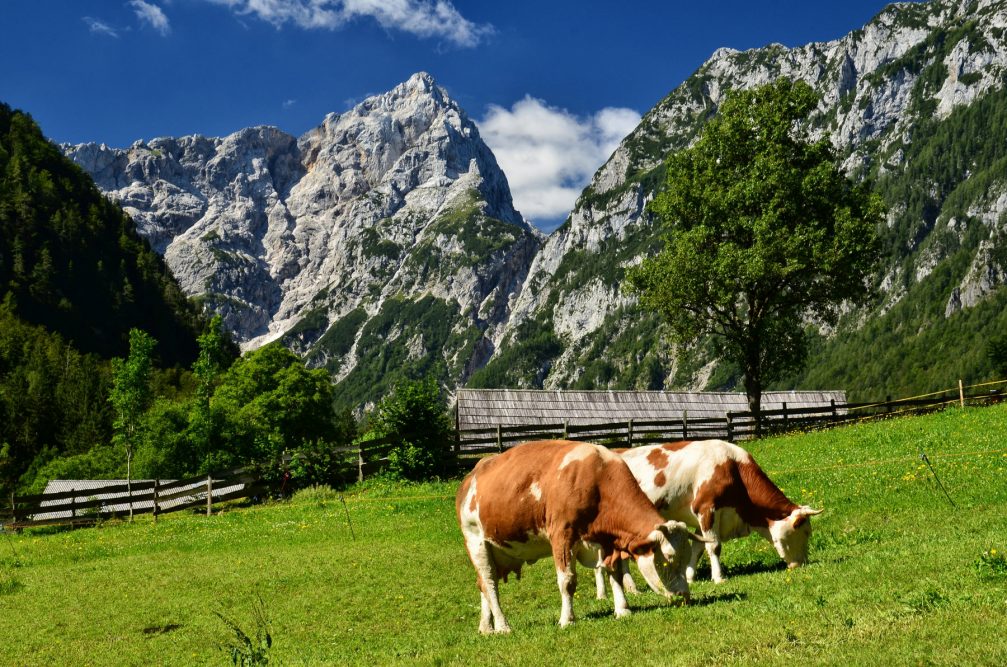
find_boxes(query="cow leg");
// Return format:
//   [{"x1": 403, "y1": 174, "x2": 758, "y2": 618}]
[
  {"x1": 479, "y1": 589, "x2": 493, "y2": 634},
  {"x1": 618, "y1": 558, "x2": 639, "y2": 594},
  {"x1": 695, "y1": 507, "x2": 726, "y2": 583},
  {"x1": 466, "y1": 538, "x2": 510, "y2": 634},
  {"x1": 706, "y1": 539, "x2": 725, "y2": 583},
  {"x1": 686, "y1": 540, "x2": 702, "y2": 583},
  {"x1": 608, "y1": 570, "x2": 631, "y2": 618},
  {"x1": 594, "y1": 565, "x2": 607, "y2": 599},
  {"x1": 554, "y1": 544, "x2": 578, "y2": 627}
]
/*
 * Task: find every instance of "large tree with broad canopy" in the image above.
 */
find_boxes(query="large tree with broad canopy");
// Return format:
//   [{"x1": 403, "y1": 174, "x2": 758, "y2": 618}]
[{"x1": 626, "y1": 78, "x2": 883, "y2": 432}]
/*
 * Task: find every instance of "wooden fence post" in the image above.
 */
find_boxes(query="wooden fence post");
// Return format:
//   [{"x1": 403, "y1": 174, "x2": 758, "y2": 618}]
[
  {"x1": 886, "y1": 395, "x2": 892, "y2": 416},
  {"x1": 205, "y1": 475, "x2": 213, "y2": 517},
  {"x1": 563, "y1": 420, "x2": 569, "y2": 440},
  {"x1": 70, "y1": 488, "x2": 76, "y2": 520},
  {"x1": 9, "y1": 492, "x2": 15, "y2": 528},
  {"x1": 153, "y1": 479, "x2": 160, "y2": 524},
  {"x1": 454, "y1": 403, "x2": 461, "y2": 454},
  {"x1": 726, "y1": 414, "x2": 733, "y2": 441},
  {"x1": 830, "y1": 399, "x2": 837, "y2": 424},
  {"x1": 496, "y1": 425, "x2": 503, "y2": 453},
  {"x1": 782, "y1": 402, "x2": 789, "y2": 431},
  {"x1": 682, "y1": 410, "x2": 688, "y2": 439},
  {"x1": 627, "y1": 419, "x2": 634, "y2": 448},
  {"x1": 959, "y1": 379, "x2": 965, "y2": 408},
  {"x1": 358, "y1": 446, "x2": 365, "y2": 484}
]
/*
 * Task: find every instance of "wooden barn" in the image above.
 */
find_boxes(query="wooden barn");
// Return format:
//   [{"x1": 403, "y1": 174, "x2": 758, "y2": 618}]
[{"x1": 455, "y1": 388, "x2": 847, "y2": 448}]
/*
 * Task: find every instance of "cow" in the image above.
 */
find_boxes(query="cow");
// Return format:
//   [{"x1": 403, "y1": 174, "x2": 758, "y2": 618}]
[
  {"x1": 456, "y1": 439, "x2": 706, "y2": 633},
  {"x1": 596, "y1": 439, "x2": 822, "y2": 593}
]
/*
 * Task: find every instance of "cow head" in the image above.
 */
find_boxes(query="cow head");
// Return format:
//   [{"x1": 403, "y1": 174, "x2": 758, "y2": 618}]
[
  {"x1": 769, "y1": 506, "x2": 823, "y2": 568},
  {"x1": 633, "y1": 520, "x2": 708, "y2": 602}
]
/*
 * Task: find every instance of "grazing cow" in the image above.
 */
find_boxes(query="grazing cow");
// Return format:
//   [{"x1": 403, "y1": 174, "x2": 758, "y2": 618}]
[
  {"x1": 597, "y1": 439, "x2": 822, "y2": 590},
  {"x1": 456, "y1": 439, "x2": 705, "y2": 633}
]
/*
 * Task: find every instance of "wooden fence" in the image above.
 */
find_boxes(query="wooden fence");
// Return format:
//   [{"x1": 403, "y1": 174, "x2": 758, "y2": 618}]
[
  {"x1": 454, "y1": 381, "x2": 1006, "y2": 454},
  {"x1": 4, "y1": 381, "x2": 1002, "y2": 530},
  {"x1": 1, "y1": 467, "x2": 264, "y2": 531}
]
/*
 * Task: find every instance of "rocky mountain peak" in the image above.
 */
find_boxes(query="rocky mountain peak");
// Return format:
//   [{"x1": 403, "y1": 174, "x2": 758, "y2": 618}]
[{"x1": 65, "y1": 74, "x2": 539, "y2": 394}]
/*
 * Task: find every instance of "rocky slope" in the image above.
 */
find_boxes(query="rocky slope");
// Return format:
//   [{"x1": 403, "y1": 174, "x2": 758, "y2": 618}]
[
  {"x1": 481, "y1": 0, "x2": 1007, "y2": 398},
  {"x1": 66, "y1": 73, "x2": 540, "y2": 407}
]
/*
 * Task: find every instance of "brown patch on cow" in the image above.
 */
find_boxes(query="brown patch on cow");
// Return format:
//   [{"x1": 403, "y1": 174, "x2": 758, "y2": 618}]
[
  {"x1": 697, "y1": 507, "x2": 715, "y2": 532},
  {"x1": 792, "y1": 513, "x2": 808, "y2": 529},
  {"x1": 611, "y1": 447, "x2": 630, "y2": 455},
  {"x1": 662, "y1": 441, "x2": 694, "y2": 452},
  {"x1": 690, "y1": 455, "x2": 798, "y2": 529},
  {"x1": 654, "y1": 471, "x2": 667, "y2": 488},
  {"x1": 647, "y1": 447, "x2": 669, "y2": 471}
]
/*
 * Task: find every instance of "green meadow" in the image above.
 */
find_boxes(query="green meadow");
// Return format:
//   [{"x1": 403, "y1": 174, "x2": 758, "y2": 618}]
[{"x1": 2, "y1": 405, "x2": 1007, "y2": 665}]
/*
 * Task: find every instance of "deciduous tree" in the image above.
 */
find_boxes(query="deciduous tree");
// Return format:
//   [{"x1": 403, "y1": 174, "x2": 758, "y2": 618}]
[{"x1": 627, "y1": 79, "x2": 883, "y2": 432}]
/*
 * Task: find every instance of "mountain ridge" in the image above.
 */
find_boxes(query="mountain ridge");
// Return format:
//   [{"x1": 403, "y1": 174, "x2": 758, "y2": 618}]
[
  {"x1": 65, "y1": 72, "x2": 541, "y2": 408},
  {"x1": 63, "y1": 1, "x2": 1007, "y2": 404}
]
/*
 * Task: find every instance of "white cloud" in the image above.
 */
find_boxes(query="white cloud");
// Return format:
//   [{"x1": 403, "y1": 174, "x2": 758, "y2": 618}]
[
  {"x1": 478, "y1": 96, "x2": 641, "y2": 224},
  {"x1": 208, "y1": 0, "x2": 491, "y2": 47},
  {"x1": 83, "y1": 17, "x2": 119, "y2": 38},
  {"x1": 282, "y1": 98, "x2": 297, "y2": 109},
  {"x1": 129, "y1": 0, "x2": 171, "y2": 36}
]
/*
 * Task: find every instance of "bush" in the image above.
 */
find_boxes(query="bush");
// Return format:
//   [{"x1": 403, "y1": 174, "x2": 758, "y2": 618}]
[{"x1": 366, "y1": 378, "x2": 455, "y2": 481}]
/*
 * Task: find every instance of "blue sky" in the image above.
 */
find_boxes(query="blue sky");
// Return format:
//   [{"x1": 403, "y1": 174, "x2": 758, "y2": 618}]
[{"x1": 2, "y1": 1, "x2": 903, "y2": 230}]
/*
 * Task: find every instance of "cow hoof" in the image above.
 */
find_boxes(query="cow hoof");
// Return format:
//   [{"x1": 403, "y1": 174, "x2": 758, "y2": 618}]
[{"x1": 614, "y1": 609, "x2": 631, "y2": 619}]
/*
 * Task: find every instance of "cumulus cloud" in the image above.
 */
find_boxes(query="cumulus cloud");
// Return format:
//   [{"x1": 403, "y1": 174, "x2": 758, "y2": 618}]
[
  {"x1": 129, "y1": 0, "x2": 171, "y2": 36},
  {"x1": 83, "y1": 17, "x2": 119, "y2": 38},
  {"x1": 478, "y1": 97, "x2": 641, "y2": 225},
  {"x1": 282, "y1": 99, "x2": 297, "y2": 109},
  {"x1": 208, "y1": 0, "x2": 491, "y2": 47}
]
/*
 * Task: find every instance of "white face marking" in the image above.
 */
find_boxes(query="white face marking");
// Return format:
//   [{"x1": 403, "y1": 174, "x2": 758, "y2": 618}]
[
  {"x1": 529, "y1": 481, "x2": 542, "y2": 501},
  {"x1": 769, "y1": 510, "x2": 814, "y2": 566}
]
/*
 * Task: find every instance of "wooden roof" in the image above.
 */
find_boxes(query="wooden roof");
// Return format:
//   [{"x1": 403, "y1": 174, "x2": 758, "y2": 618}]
[{"x1": 456, "y1": 388, "x2": 846, "y2": 430}]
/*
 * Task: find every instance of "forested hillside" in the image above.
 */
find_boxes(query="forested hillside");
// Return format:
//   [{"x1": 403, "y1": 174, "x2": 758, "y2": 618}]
[
  {"x1": 0, "y1": 104, "x2": 203, "y2": 363},
  {"x1": 0, "y1": 104, "x2": 207, "y2": 494}
]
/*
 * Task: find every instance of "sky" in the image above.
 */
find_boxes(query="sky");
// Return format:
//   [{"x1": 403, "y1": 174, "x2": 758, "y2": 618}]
[{"x1": 2, "y1": 1, "x2": 904, "y2": 231}]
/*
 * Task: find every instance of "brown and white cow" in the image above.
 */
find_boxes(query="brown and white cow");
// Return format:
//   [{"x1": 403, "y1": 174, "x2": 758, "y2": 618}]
[
  {"x1": 598, "y1": 439, "x2": 822, "y2": 590},
  {"x1": 456, "y1": 439, "x2": 705, "y2": 633}
]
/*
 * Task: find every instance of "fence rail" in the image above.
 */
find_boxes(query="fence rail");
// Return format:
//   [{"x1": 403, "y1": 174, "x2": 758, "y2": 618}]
[{"x1": 1, "y1": 467, "x2": 266, "y2": 531}]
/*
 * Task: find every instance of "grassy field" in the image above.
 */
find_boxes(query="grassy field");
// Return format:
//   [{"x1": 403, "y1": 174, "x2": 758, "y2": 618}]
[{"x1": 3, "y1": 405, "x2": 1007, "y2": 665}]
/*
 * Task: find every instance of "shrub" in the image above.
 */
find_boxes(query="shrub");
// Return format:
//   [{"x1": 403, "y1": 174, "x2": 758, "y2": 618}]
[{"x1": 366, "y1": 377, "x2": 455, "y2": 481}]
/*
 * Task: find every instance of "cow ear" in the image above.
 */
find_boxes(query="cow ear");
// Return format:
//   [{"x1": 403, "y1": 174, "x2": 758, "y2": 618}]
[
  {"x1": 631, "y1": 538, "x2": 656, "y2": 556},
  {"x1": 790, "y1": 506, "x2": 823, "y2": 527},
  {"x1": 660, "y1": 520, "x2": 688, "y2": 534}
]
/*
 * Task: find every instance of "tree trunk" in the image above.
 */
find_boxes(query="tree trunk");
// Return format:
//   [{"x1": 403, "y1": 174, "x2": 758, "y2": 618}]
[{"x1": 743, "y1": 359, "x2": 763, "y2": 439}]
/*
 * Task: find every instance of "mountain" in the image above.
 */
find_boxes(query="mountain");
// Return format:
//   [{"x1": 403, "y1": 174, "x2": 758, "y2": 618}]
[
  {"x1": 65, "y1": 73, "x2": 541, "y2": 408},
  {"x1": 480, "y1": 0, "x2": 1007, "y2": 400},
  {"x1": 64, "y1": 1, "x2": 1007, "y2": 407}
]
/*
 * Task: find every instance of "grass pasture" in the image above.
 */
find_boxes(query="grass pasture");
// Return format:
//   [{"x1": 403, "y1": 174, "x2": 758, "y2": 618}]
[{"x1": 3, "y1": 406, "x2": 1007, "y2": 665}]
